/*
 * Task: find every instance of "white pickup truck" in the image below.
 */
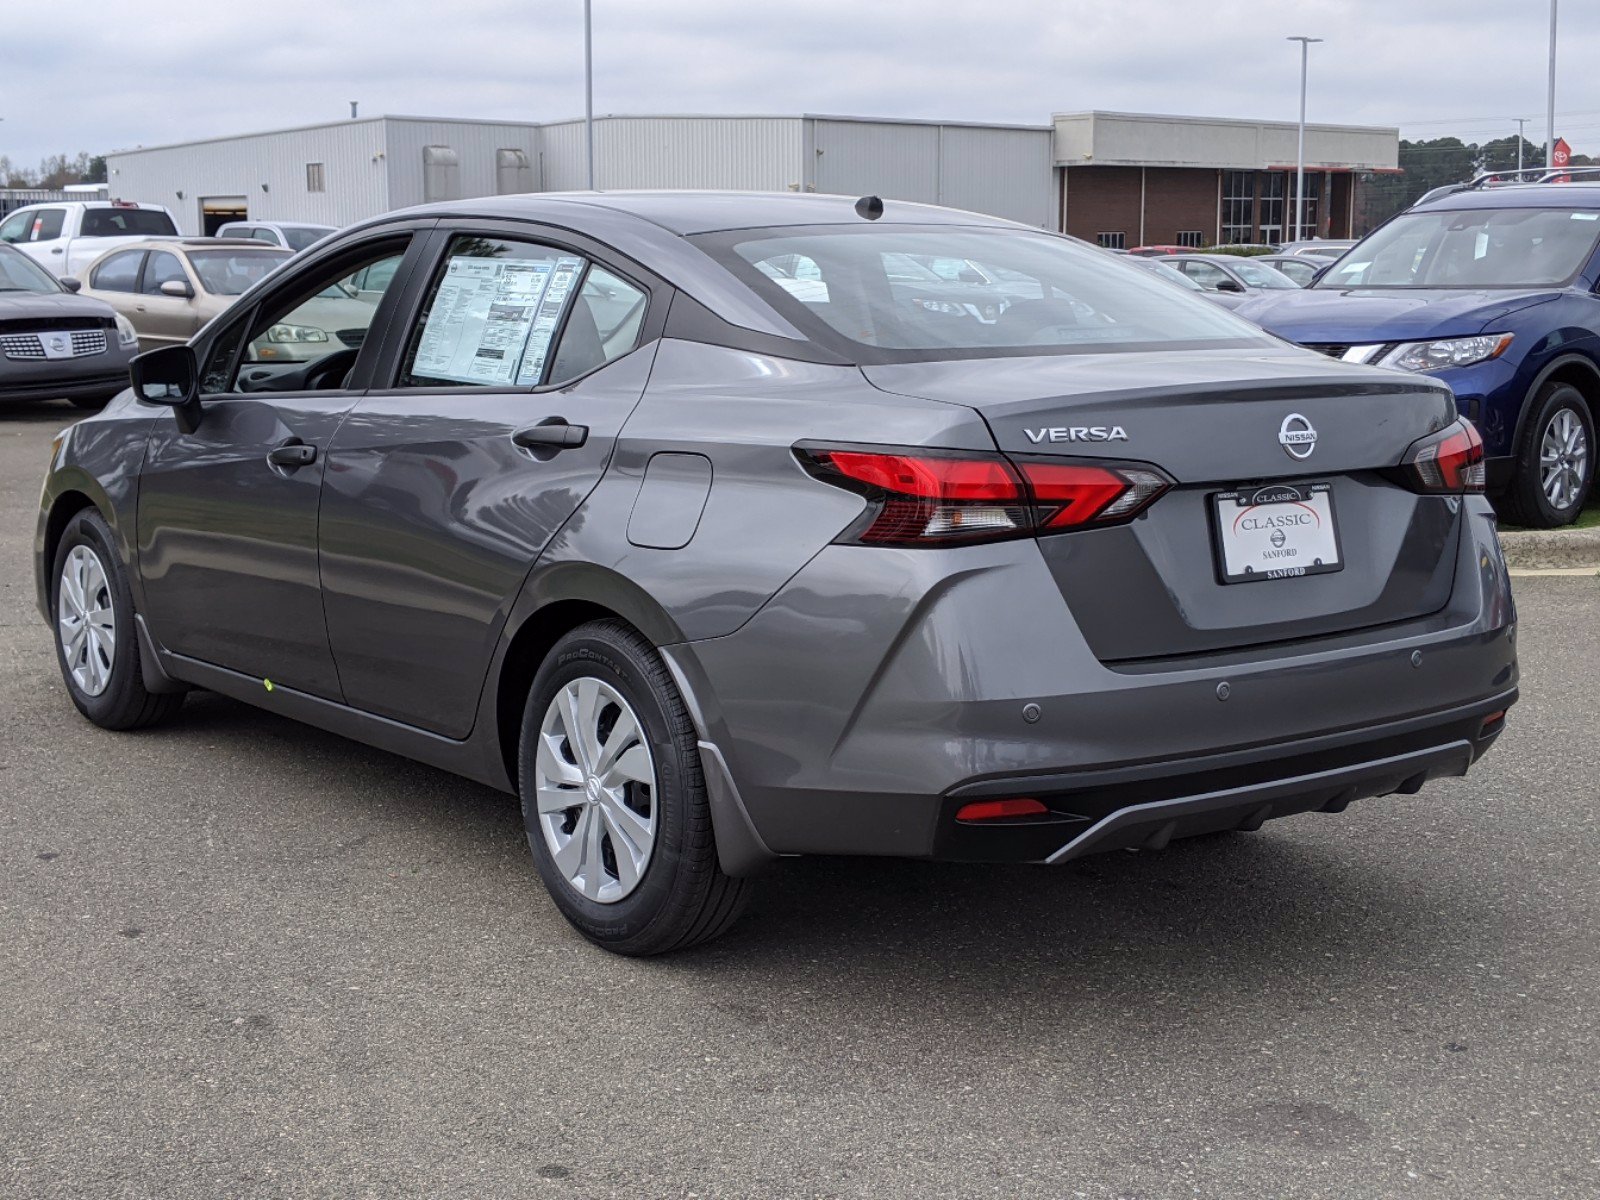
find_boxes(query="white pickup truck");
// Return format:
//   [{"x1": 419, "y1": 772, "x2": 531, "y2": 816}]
[{"x1": 0, "y1": 201, "x2": 180, "y2": 278}]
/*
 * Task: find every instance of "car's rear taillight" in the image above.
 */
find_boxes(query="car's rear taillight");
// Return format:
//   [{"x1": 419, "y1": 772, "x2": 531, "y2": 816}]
[
  {"x1": 1402, "y1": 419, "x2": 1485, "y2": 494},
  {"x1": 796, "y1": 446, "x2": 1173, "y2": 546}
]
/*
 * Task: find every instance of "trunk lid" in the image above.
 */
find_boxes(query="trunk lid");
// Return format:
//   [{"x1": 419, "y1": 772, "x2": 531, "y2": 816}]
[{"x1": 863, "y1": 349, "x2": 1464, "y2": 662}]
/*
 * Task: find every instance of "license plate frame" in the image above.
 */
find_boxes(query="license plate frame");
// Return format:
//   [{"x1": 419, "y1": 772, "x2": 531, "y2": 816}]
[{"x1": 1210, "y1": 482, "x2": 1344, "y2": 585}]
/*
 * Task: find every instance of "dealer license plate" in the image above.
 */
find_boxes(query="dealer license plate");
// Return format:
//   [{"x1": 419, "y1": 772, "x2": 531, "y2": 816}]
[{"x1": 1212, "y1": 483, "x2": 1343, "y2": 584}]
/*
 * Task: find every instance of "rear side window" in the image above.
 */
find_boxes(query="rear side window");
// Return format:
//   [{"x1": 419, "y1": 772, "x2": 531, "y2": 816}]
[
  {"x1": 251, "y1": 229, "x2": 282, "y2": 245},
  {"x1": 91, "y1": 250, "x2": 144, "y2": 292},
  {"x1": 81, "y1": 208, "x2": 179, "y2": 237},
  {"x1": 33, "y1": 208, "x2": 66, "y2": 240},
  {"x1": 706, "y1": 225, "x2": 1267, "y2": 360},
  {"x1": 399, "y1": 236, "x2": 587, "y2": 389}
]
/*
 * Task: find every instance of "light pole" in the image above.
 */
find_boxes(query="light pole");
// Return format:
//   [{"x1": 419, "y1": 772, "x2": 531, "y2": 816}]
[
  {"x1": 1516, "y1": 117, "x2": 1528, "y2": 174},
  {"x1": 1287, "y1": 36, "x2": 1323, "y2": 243},
  {"x1": 1546, "y1": 0, "x2": 1558, "y2": 169},
  {"x1": 584, "y1": 0, "x2": 595, "y2": 190}
]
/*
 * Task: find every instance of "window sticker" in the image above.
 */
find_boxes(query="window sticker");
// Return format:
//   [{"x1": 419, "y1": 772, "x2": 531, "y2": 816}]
[
  {"x1": 516, "y1": 256, "x2": 585, "y2": 384},
  {"x1": 413, "y1": 255, "x2": 578, "y2": 385}
]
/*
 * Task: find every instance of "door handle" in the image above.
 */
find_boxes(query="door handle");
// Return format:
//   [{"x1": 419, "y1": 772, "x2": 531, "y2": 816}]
[
  {"x1": 50, "y1": 247, "x2": 63, "y2": 255},
  {"x1": 512, "y1": 422, "x2": 588, "y2": 451},
  {"x1": 267, "y1": 441, "x2": 317, "y2": 468}
]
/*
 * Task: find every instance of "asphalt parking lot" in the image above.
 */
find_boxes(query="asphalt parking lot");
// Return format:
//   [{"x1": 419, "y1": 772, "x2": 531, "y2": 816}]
[{"x1": 1, "y1": 399, "x2": 1597, "y2": 1200}]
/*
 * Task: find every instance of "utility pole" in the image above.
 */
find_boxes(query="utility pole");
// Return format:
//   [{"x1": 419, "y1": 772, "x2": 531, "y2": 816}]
[
  {"x1": 1287, "y1": 36, "x2": 1323, "y2": 242},
  {"x1": 584, "y1": 0, "x2": 595, "y2": 190},
  {"x1": 1547, "y1": 0, "x2": 1558, "y2": 169},
  {"x1": 1516, "y1": 117, "x2": 1527, "y2": 174}
]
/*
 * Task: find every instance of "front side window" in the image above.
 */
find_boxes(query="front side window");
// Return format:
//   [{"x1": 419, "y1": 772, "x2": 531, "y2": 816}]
[
  {"x1": 710, "y1": 226, "x2": 1267, "y2": 359},
  {"x1": 1230, "y1": 259, "x2": 1299, "y2": 289},
  {"x1": 1178, "y1": 259, "x2": 1230, "y2": 290},
  {"x1": 1319, "y1": 206, "x2": 1600, "y2": 290},
  {"x1": 399, "y1": 236, "x2": 589, "y2": 389},
  {"x1": 0, "y1": 210, "x2": 35, "y2": 243},
  {"x1": 142, "y1": 251, "x2": 190, "y2": 295},
  {"x1": 81, "y1": 208, "x2": 178, "y2": 237},
  {"x1": 91, "y1": 250, "x2": 144, "y2": 293},
  {"x1": 187, "y1": 249, "x2": 288, "y2": 295},
  {"x1": 250, "y1": 228, "x2": 280, "y2": 244}
]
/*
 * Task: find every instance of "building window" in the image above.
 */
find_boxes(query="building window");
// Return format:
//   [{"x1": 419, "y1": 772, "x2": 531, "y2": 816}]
[
  {"x1": 1222, "y1": 170, "x2": 1255, "y2": 244},
  {"x1": 1258, "y1": 173, "x2": 1286, "y2": 245},
  {"x1": 1288, "y1": 172, "x2": 1321, "y2": 240},
  {"x1": 306, "y1": 162, "x2": 326, "y2": 193},
  {"x1": 1177, "y1": 230, "x2": 1204, "y2": 248},
  {"x1": 1096, "y1": 231, "x2": 1126, "y2": 250}
]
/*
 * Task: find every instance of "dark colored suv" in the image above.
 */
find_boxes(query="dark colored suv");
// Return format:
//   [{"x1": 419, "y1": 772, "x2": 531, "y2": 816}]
[{"x1": 1235, "y1": 179, "x2": 1599, "y2": 527}]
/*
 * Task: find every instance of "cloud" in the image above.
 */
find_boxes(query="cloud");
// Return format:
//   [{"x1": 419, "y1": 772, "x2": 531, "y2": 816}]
[{"x1": 2, "y1": 0, "x2": 1595, "y2": 166}]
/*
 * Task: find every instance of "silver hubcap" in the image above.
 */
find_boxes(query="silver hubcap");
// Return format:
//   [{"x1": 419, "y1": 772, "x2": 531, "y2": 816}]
[
  {"x1": 57, "y1": 545, "x2": 116, "y2": 697},
  {"x1": 1540, "y1": 407, "x2": 1590, "y2": 511},
  {"x1": 533, "y1": 677, "x2": 657, "y2": 904}
]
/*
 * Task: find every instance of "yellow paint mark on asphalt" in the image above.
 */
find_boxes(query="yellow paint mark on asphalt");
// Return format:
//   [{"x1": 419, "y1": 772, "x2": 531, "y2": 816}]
[{"x1": 1509, "y1": 567, "x2": 1600, "y2": 577}]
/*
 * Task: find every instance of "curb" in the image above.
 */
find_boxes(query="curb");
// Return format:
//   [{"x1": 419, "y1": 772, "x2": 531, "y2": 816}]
[{"x1": 1499, "y1": 526, "x2": 1600, "y2": 571}]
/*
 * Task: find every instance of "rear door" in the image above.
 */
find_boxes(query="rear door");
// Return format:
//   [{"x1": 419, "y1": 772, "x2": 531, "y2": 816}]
[
  {"x1": 318, "y1": 224, "x2": 662, "y2": 737},
  {"x1": 137, "y1": 230, "x2": 428, "y2": 699}
]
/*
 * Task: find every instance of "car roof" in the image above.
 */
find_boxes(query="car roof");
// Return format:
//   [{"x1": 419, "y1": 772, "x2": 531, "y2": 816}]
[
  {"x1": 392, "y1": 190, "x2": 1025, "y2": 236},
  {"x1": 100, "y1": 238, "x2": 290, "y2": 254},
  {"x1": 1417, "y1": 182, "x2": 1600, "y2": 211}
]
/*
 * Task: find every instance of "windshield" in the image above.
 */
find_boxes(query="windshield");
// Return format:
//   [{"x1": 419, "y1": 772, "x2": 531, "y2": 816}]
[
  {"x1": 1319, "y1": 206, "x2": 1600, "y2": 289},
  {"x1": 704, "y1": 226, "x2": 1271, "y2": 358},
  {"x1": 284, "y1": 226, "x2": 335, "y2": 252},
  {"x1": 80, "y1": 208, "x2": 178, "y2": 238},
  {"x1": 1230, "y1": 259, "x2": 1300, "y2": 289},
  {"x1": 186, "y1": 249, "x2": 289, "y2": 295},
  {"x1": 0, "y1": 246, "x2": 62, "y2": 293}
]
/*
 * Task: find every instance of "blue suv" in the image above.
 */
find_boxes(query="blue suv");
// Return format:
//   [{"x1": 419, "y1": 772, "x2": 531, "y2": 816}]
[{"x1": 1236, "y1": 178, "x2": 1598, "y2": 526}]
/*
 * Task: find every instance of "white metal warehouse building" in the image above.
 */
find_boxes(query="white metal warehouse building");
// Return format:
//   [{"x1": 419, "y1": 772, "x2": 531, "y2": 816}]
[{"x1": 104, "y1": 111, "x2": 1397, "y2": 243}]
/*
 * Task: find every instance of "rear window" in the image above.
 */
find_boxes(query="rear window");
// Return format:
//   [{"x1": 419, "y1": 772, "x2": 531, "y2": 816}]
[
  {"x1": 186, "y1": 249, "x2": 288, "y2": 295},
  {"x1": 81, "y1": 208, "x2": 179, "y2": 238},
  {"x1": 701, "y1": 225, "x2": 1270, "y2": 360},
  {"x1": 283, "y1": 226, "x2": 335, "y2": 252},
  {"x1": 1319, "y1": 206, "x2": 1600, "y2": 289}
]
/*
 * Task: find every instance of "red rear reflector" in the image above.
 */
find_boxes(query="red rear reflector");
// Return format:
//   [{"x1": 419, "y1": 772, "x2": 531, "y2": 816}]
[
  {"x1": 797, "y1": 446, "x2": 1173, "y2": 546},
  {"x1": 1404, "y1": 419, "x2": 1485, "y2": 494},
  {"x1": 955, "y1": 798, "x2": 1049, "y2": 822},
  {"x1": 1480, "y1": 709, "x2": 1507, "y2": 733}
]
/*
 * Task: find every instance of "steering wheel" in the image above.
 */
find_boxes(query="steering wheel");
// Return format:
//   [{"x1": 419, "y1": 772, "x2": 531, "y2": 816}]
[{"x1": 302, "y1": 348, "x2": 360, "y2": 391}]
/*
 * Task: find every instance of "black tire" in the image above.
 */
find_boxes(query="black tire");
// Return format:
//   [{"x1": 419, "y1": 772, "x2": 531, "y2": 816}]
[
  {"x1": 1501, "y1": 382, "x2": 1594, "y2": 528},
  {"x1": 518, "y1": 620, "x2": 750, "y2": 956},
  {"x1": 50, "y1": 509, "x2": 184, "y2": 731}
]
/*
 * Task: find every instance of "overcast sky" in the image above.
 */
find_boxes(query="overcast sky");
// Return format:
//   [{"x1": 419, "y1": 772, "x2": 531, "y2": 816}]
[{"x1": 3, "y1": 0, "x2": 1597, "y2": 168}]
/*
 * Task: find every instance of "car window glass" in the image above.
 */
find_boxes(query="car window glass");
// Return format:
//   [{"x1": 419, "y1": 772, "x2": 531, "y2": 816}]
[
  {"x1": 283, "y1": 227, "x2": 333, "y2": 252},
  {"x1": 399, "y1": 236, "x2": 585, "y2": 389},
  {"x1": 142, "y1": 251, "x2": 189, "y2": 295},
  {"x1": 199, "y1": 241, "x2": 410, "y2": 392},
  {"x1": 91, "y1": 250, "x2": 144, "y2": 292},
  {"x1": 1180, "y1": 260, "x2": 1229, "y2": 289},
  {"x1": 81, "y1": 208, "x2": 179, "y2": 237},
  {"x1": 1321, "y1": 207, "x2": 1600, "y2": 289},
  {"x1": 0, "y1": 247, "x2": 60, "y2": 292},
  {"x1": 546, "y1": 266, "x2": 648, "y2": 385},
  {"x1": 1231, "y1": 259, "x2": 1297, "y2": 288},
  {"x1": 33, "y1": 209, "x2": 66, "y2": 240},
  {"x1": 187, "y1": 249, "x2": 287, "y2": 295},
  {"x1": 0, "y1": 210, "x2": 34, "y2": 243},
  {"x1": 252, "y1": 229, "x2": 280, "y2": 244}
]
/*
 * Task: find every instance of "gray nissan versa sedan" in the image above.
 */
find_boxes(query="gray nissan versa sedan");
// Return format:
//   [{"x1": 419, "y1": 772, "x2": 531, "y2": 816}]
[{"x1": 34, "y1": 192, "x2": 1518, "y2": 955}]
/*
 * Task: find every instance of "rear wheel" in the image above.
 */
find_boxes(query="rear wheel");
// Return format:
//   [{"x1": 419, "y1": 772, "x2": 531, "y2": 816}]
[
  {"x1": 518, "y1": 620, "x2": 750, "y2": 955},
  {"x1": 1502, "y1": 383, "x2": 1593, "y2": 528},
  {"x1": 51, "y1": 509, "x2": 184, "y2": 730}
]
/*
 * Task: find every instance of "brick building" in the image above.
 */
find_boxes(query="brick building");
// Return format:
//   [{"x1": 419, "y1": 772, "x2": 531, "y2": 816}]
[{"x1": 1053, "y1": 111, "x2": 1400, "y2": 249}]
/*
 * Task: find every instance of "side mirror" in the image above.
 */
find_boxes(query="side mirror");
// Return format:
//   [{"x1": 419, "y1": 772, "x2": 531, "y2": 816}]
[
  {"x1": 130, "y1": 345, "x2": 203, "y2": 432},
  {"x1": 159, "y1": 279, "x2": 195, "y2": 298},
  {"x1": 1215, "y1": 279, "x2": 1245, "y2": 293},
  {"x1": 59, "y1": 277, "x2": 82, "y2": 293}
]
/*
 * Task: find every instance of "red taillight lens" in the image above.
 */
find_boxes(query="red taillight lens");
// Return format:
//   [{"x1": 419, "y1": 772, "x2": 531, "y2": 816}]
[
  {"x1": 1403, "y1": 419, "x2": 1485, "y2": 494},
  {"x1": 797, "y1": 447, "x2": 1173, "y2": 546},
  {"x1": 955, "y1": 798, "x2": 1049, "y2": 822}
]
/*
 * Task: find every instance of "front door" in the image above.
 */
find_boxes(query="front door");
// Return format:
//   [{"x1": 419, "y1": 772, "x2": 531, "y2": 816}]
[
  {"x1": 136, "y1": 234, "x2": 422, "y2": 699},
  {"x1": 132, "y1": 249, "x2": 201, "y2": 349},
  {"x1": 318, "y1": 227, "x2": 659, "y2": 737}
]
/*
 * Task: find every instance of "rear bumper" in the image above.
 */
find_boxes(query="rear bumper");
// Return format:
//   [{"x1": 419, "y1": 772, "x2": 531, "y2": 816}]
[
  {"x1": 672, "y1": 497, "x2": 1516, "y2": 864},
  {"x1": 931, "y1": 690, "x2": 1510, "y2": 863}
]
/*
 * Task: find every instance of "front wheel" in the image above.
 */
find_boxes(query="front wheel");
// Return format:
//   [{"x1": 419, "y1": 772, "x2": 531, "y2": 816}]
[
  {"x1": 518, "y1": 620, "x2": 750, "y2": 955},
  {"x1": 51, "y1": 509, "x2": 184, "y2": 730},
  {"x1": 1502, "y1": 383, "x2": 1593, "y2": 527}
]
